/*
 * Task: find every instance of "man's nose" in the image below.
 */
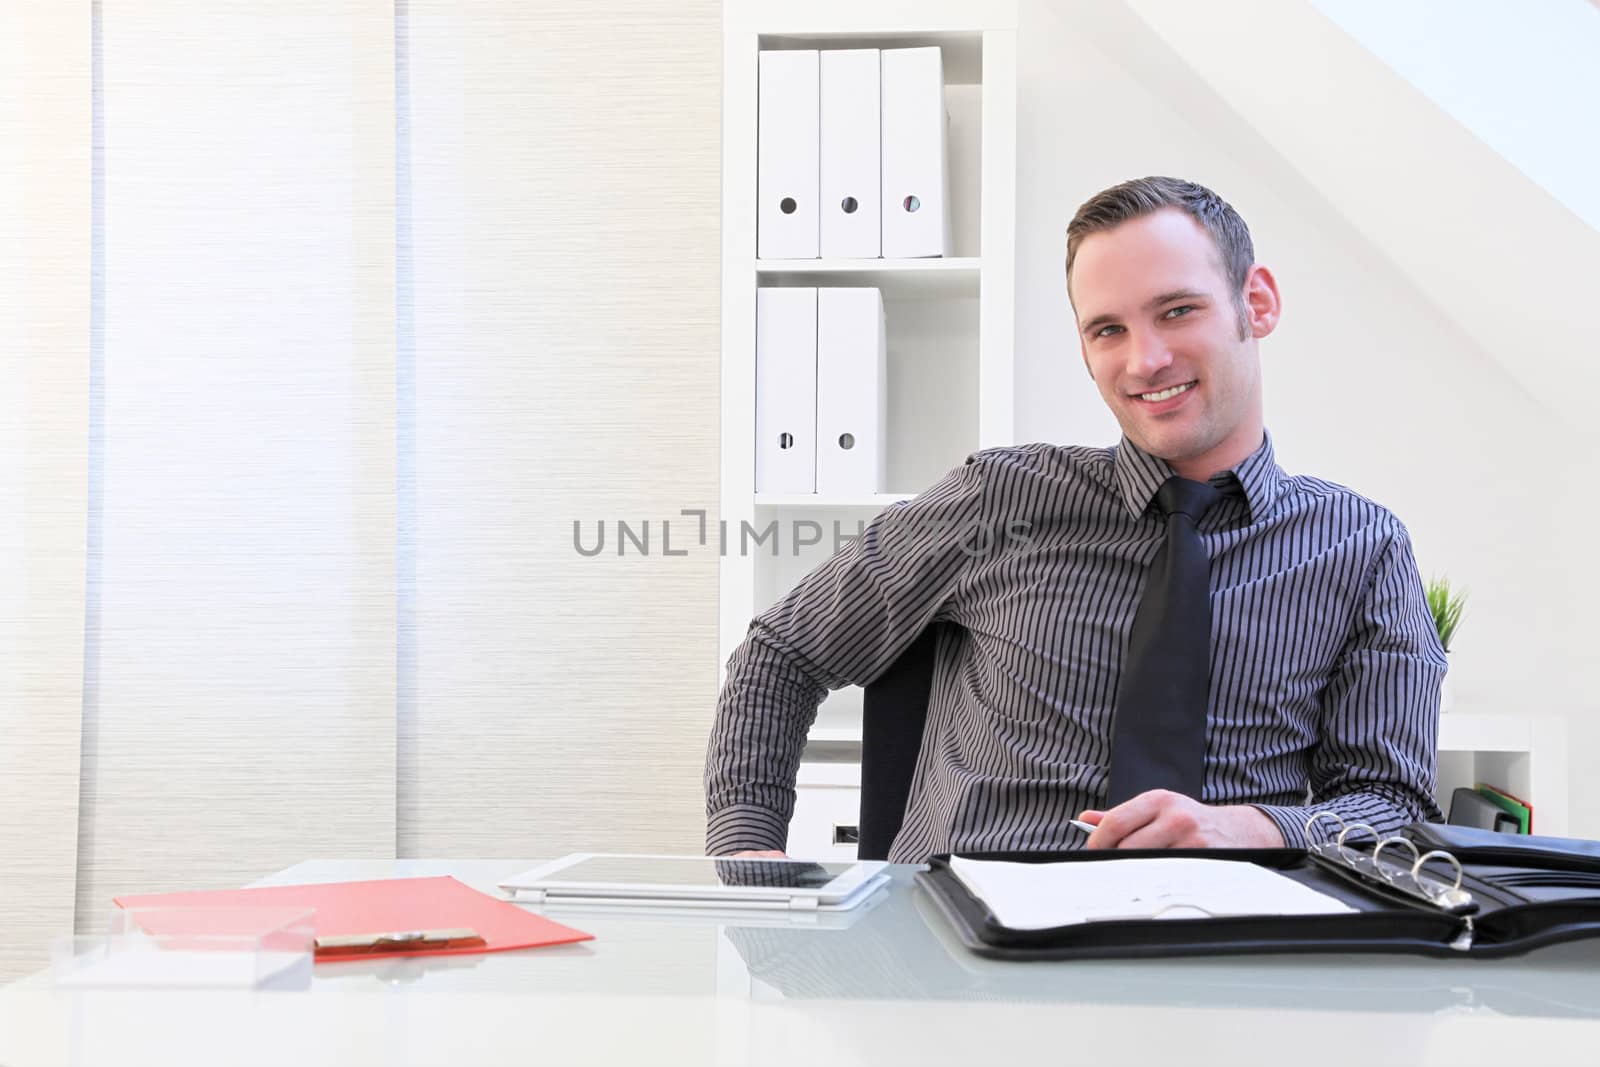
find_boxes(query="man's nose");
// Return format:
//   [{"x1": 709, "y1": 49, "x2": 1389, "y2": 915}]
[{"x1": 1126, "y1": 328, "x2": 1173, "y2": 379}]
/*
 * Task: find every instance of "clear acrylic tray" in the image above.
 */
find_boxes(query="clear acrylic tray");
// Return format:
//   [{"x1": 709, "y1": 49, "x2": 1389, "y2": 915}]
[{"x1": 53, "y1": 906, "x2": 315, "y2": 990}]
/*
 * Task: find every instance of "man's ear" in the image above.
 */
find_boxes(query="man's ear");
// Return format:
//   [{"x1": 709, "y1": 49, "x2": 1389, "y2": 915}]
[{"x1": 1243, "y1": 264, "x2": 1281, "y2": 340}]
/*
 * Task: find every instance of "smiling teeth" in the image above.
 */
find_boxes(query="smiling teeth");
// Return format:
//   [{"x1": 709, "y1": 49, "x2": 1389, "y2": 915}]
[{"x1": 1139, "y1": 382, "x2": 1195, "y2": 402}]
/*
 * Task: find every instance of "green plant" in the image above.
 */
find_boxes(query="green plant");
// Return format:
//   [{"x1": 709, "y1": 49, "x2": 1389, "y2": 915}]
[{"x1": 1425, "y1": 576, "x2": 1468, "y2": 653}]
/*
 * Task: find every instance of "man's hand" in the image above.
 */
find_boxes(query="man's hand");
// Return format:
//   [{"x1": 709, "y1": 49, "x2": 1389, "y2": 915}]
[
  {"x1": 730, "y1": 849, "x2": 788, "y2": 858},
  {"x1": 1077, "y1": 790, "x2": 1285, "y2": 849}
]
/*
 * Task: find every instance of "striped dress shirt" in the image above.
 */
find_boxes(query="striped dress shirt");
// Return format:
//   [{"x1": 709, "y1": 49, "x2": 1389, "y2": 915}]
[{"x1": 705, "y1": 432, "x2": 1446, "y2": 862}]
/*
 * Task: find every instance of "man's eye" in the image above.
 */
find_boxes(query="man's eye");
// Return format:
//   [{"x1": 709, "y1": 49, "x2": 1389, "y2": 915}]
[
  {"x1": 1163, "y1": 305, "x2": 1195, "y2": 319},
  {"x1": 1093, "y1": 324, "x2": 1124, "y2": 339}
]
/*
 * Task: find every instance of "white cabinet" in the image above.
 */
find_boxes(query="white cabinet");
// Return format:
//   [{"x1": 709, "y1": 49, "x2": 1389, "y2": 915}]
[{"x1": 788, "y1": 763, "x2": 864, "y2": 862}]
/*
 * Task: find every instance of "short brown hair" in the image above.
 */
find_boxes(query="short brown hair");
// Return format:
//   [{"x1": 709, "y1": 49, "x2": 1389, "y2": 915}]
[{"x1": 1065, "y1": 176, "x2": 1254, "y2": 340}]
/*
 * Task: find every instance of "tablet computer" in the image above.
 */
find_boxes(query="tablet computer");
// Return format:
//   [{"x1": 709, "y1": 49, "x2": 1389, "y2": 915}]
[{"x1": 499, "y1": 853, "x2": 890, "y2": 911}]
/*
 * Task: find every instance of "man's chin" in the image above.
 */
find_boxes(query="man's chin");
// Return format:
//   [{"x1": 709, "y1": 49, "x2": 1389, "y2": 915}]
[{"x1": 1123, "y1": 426, "x2": 1189, "y2": 462}]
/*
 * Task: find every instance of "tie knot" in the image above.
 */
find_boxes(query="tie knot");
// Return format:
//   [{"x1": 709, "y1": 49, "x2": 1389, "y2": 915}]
[{"x1": 1155, "y1": 476, "x2": 1222, "y2": 522}]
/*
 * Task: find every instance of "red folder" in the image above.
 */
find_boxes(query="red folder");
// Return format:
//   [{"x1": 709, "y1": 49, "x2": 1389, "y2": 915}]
[{"x1": 115, "y1": 876, "x2": 592, "y2": 961}]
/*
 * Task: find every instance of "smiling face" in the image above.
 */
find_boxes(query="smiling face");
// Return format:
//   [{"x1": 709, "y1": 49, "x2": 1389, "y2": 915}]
[{"x1": 1070, "y1": 208, "x2": 1279, "y2": 481}]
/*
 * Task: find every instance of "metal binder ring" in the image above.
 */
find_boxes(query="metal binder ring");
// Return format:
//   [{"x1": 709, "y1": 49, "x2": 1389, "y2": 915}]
[
  {"x1": 1336, "y1": 823, "x2": 1379, "y2": 863},
  {"x1": 1371, "y1": 836, "x2": 1421, "y2": 883},
  {"x1": 1411, "y1": 850, "x2": 1465, "y2": 893},
  {"x1": 1304, "y1": 811, "x2": 1346, "y2": 845}
]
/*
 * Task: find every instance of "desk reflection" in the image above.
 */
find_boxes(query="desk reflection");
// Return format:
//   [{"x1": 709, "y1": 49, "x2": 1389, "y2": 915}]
[{"x1": 717, "y1": 869, "x2": 1600, "y2": 1018}]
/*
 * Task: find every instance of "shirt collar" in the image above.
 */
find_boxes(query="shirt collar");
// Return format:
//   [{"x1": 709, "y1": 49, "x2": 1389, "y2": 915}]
[{"x1": 1111, "y1": 430, "x2": 1283, "y2": 523}]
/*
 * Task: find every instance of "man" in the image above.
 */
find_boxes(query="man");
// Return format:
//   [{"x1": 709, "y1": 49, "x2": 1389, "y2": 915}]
[{"x1": 705, "y1": 176, "x2": 1445, "y2": 863}]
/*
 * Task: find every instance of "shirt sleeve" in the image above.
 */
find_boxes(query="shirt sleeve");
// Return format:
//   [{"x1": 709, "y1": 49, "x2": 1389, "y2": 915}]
[
  {"x1": 704, "y1": 456, "x2": 994, "y2": 855},
  {"x1": 1252, "y1": 523, "x2": 1447, "y2": 848}
]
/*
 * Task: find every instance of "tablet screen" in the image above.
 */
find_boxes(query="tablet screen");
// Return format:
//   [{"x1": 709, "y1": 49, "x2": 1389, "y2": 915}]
[{"x1": 541, "y1": 856, "x2": 857, "y2": 891}]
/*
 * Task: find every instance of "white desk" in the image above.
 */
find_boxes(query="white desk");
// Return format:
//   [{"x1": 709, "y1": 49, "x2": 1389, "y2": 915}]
[{"x1": 3, "y1": 859, "x2": 1599, "y2": 1066}]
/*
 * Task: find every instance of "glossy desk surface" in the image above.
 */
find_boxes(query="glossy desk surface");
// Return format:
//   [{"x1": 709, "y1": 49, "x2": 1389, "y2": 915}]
[{"x1": 3, "y1": 858, "x2": 1598, "y2": 1066}]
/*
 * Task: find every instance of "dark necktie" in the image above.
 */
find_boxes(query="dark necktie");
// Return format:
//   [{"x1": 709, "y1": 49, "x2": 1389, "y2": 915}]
[{"x1": 1106, "y1": 476, "x2": 1223, "y2": 806}]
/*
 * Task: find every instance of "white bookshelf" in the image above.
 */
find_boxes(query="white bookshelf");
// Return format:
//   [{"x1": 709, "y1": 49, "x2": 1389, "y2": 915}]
[
  {"x1": 721, "y1": 2, "x2": 1017, "y2": 855},
  {"x1": 754, "y1": 492, "x2": 913, "y2": 509},
  {"x1": 758, "y1": 257, "x2": 980, "y2": 299},
  {"x1": 1437, "y1": 713, "x2": 1568, "y2": 836}
]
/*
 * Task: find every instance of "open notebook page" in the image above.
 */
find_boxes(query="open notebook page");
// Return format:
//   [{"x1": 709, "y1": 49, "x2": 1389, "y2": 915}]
[{"x1": 948, "y1": 856, "x2": 1356, "y2": 930}]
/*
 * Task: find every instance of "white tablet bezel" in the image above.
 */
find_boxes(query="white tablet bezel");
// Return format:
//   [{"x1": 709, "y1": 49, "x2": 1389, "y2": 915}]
[{"x1": 499, "y1": 853, "x2": 889, "y2": 910}]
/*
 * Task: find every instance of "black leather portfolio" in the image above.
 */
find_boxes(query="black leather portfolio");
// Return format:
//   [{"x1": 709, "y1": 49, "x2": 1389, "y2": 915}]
[{"x1": 917, "y1": 820, "x2": 1600, "y2": 961}]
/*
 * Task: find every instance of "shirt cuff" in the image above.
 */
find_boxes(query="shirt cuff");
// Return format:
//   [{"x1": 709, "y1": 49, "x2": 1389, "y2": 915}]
[
  {"x1": 1250, "y1": 804, "x2": 1320, "y2": 849},
  {"x1": 705, "y1": 803, "x2": 791, "y2": 856}
]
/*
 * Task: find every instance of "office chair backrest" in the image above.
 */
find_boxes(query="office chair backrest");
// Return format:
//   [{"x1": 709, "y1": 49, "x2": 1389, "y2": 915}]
[{"x1": 857, "y1": 625, "x2": 946, "y2": 860}]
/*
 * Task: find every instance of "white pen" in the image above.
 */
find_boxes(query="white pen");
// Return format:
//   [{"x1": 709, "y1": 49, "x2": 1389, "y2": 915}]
[{"x1": 1069, "y1": 819, "x2": 1099, "y2": 836}]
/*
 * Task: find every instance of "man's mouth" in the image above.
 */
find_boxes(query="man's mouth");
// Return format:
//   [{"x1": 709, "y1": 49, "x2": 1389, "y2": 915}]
[{"x1": 1133, "y1": 380, "x2": 1197, "y2": 403}]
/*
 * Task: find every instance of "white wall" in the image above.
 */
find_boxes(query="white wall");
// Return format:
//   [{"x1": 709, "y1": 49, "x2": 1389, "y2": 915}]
[
  {"x1": 75, "y1": 0, "x2": 399, "y2": 933},
  {"x1": 1012, "y1": 0, "x2": 1600, "y2": 835},
  {"x1": 1, "y1": 0, "x2": 720, "y2": 981},
  {"x1": 1310, "y1": 0, "x2": 1600, "y2": 232},
  {"x1": 0, "y1": 1, "x2": 91, "y2": 983},
  {"x1": 399, "y1": 1, "x2": 720, "y2": 859}
]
